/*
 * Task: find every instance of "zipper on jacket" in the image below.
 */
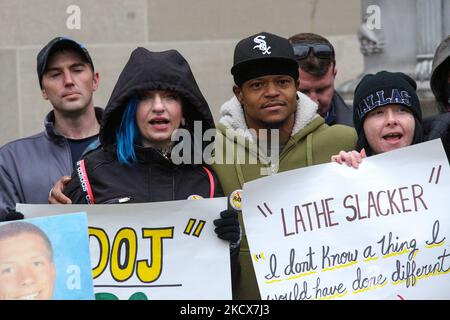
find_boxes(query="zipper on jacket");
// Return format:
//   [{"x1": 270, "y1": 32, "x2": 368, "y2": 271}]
[{"x1": 103, "y1": 196, "x2": 132, "y2": 204}]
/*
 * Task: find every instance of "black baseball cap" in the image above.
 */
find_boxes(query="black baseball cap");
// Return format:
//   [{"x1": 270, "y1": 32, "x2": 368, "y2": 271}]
[
  {"x1": 37, "y1": 36, "x2": 94, "y2": 88},
  {"x1": 231, "y1": 32, "x2": 299, "y2": 86}
]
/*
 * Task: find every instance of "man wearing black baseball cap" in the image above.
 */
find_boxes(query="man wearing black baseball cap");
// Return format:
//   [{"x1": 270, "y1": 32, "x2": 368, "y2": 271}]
[
  {"x1": 37, "y1": 36, "x2": 95, "y2": 88},
  {"x1": 0, "y1": 36, "x2": 103, "y2": 219},
  {"x1": 212, "y1": 32, "x2": 357, "y2": 299}
]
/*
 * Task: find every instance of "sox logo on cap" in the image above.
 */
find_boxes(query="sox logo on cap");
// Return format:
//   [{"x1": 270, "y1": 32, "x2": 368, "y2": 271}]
[{"x1": 253, "y1": 35, "x2": 271, "y2": 55}]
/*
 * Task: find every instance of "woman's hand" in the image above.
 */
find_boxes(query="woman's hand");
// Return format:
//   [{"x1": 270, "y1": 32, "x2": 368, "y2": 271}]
[{"x1": 331, "y1": 148, "x2": 367, "y2": 169}]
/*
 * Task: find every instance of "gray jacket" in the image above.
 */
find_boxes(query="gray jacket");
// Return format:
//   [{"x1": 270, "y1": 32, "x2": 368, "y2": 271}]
[{"x1": 0, "y1": 108, "x2": 102, "y2": 220}]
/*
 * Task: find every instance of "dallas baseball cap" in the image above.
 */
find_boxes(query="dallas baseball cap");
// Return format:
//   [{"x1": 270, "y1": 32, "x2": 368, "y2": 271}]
[
  {"x1": 231, "y1": 32, "x2": 299, "y2": 86},
  {"x1": 37, "y1": 36, "x2": 94, "y2": 88}
]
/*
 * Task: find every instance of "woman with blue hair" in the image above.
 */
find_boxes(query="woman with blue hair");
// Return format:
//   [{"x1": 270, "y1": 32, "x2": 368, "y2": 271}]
[
  {"x1": 62, "y1": 47, "x2": 240, "y2": 292},
  {"x1": 47, "y1": 47, "x2": 239, "y2": 239},
  {"x1": 64, "y1": 48, "x2": 222, "y2": 203}
]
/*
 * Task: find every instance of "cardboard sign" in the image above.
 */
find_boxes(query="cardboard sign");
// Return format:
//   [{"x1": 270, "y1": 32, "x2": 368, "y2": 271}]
[
  {"x1": 242, "y1": 140, "x2": 450, "y2": 300},
  {"x1": 18, "y1": 197, "x2": 231, "y2": 300}
]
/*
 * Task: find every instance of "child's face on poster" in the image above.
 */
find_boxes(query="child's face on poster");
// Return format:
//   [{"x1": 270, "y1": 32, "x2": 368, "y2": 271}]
[{"x1": 0, "y1": 233, "x2": 56, "y2": 300}]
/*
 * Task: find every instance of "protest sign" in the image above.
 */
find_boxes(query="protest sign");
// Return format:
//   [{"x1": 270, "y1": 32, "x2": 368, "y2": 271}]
[
  {"x1": 18, "y1": 197, "x2": 231, "y2": 300},
  {"x1": 242, "y1": 140, "x2": 450, "y2": 300},
  {"x1": 0, "y1": 213, "x2": 94, "y2": 300}
]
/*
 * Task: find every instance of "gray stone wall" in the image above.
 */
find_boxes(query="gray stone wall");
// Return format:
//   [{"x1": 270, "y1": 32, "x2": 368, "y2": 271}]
[{"x1": 0, "y1": 0, "x2": 362, "y2": 146}]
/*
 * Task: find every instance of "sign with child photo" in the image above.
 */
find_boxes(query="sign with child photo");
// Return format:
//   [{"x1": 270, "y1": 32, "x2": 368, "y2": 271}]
[
  {"x1": 0, "y1": 213, "x2": 94, "y2": 300},
  {"x1": 18, "y1": 197, "x2": 231, "y2": 300},
  {"x1": 242, "y1": 139, "x2": 450, "y2": 300}
]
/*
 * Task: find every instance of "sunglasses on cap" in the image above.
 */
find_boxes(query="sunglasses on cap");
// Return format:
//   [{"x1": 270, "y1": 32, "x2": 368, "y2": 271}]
[{"x1": 292, "y1": 43, "x2": 334, "y2": 60}]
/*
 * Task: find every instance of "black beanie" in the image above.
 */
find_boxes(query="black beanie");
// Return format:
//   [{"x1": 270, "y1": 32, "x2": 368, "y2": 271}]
[
  {"x1": 231, "y1": 32, "x2": 299, "y2": 86},
  {"x1": 353, "y1": 71, "x2": 422, "y2": 133}
]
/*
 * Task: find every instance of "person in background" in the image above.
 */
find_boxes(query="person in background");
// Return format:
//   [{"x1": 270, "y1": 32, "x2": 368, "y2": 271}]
[
  {"x1": 288, "y1": 32, "x2": 353, "y2": 127},
  {"x1": 423, "y1": 35, "x2": 450, "y2": 161},
  {"x1": 0, "y1": 37, "x2": 102, "y2": 220}
]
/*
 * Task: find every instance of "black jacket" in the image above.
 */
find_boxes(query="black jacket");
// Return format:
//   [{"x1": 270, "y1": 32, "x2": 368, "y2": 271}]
[
  {"x1": 65, "y1": 47, "x2": 220, "y2": 203},
  {"x1": 65, "y1": 144, "x2": 223, "y2": 204},
  {"x1": 326, "y1": 91, "x2": 354, "y2": 127},
  {"x1": 430, "y1": 35, "x2": 450, "y2": 113},
  {"x1": 423, "y1": 112, "x2": 450, "y2": 162},
  {"x1": 424, "y1": 36, "x2": 450, "y2": 162}
]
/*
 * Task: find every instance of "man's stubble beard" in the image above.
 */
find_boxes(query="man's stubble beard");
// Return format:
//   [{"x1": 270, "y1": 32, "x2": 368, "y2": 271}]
[{"x1": 53, "y1": 96, "x2": 93, "y2": 119}]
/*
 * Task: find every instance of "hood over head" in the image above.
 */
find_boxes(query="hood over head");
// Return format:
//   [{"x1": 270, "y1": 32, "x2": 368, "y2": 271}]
[
  {"x1": 100, "y1": 47, "x2": 214, "y2": 147},
  {"x1": 430, "y1": 36, "x2": 450, "y2": 111}
]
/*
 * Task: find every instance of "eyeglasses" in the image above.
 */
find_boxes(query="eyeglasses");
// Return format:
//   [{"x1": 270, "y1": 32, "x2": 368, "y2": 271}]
[{"x1": 292, "y1": 43, "x2": 335, "y2": 60}]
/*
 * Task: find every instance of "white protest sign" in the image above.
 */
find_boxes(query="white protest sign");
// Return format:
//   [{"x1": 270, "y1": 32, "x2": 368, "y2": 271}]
[
  {"x1": 242, "y1": 140, "x2": 450, "y2": 300},
  {"x1": 18, "y1": 197, "x2": 231, "y2": 300}
]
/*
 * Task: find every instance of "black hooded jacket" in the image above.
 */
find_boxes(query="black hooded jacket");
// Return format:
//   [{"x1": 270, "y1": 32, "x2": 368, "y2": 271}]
[
  {"x1": 64, "y1": 48, "x2": 223, "y2": 204},
  {"x1": 423, "y1": 36, "x2": 450, "y2": 162}
]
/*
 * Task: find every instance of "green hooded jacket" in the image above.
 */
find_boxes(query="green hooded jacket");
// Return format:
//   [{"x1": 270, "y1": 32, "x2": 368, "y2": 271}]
[{"x1": 212, "y1": 92, "x2": 357, "y2": 299}]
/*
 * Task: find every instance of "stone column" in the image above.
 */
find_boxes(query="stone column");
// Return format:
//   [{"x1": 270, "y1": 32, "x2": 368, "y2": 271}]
[
  {"x1": 338, "y1": 0, "x2": 447, "y2": 117},
  {"x1": 415, "y1": 0, "x2": 443, "y2": 82}
]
